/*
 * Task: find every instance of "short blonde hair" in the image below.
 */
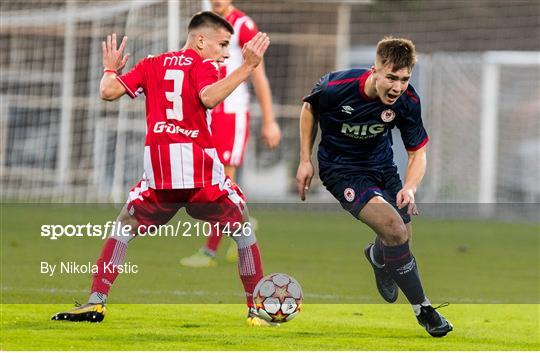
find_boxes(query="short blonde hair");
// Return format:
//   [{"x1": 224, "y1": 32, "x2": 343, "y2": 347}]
[{"x1": 375, "y1": 36, "x2": 417, "y2": 71}]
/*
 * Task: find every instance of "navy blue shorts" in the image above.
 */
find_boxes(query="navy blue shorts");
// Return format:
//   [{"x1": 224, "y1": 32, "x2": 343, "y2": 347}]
[{"x1": 319, "y1": 163, "x2": 411, "y2": 224}]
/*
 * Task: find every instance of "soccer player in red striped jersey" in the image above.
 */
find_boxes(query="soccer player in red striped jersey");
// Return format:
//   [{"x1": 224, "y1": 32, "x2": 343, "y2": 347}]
[
  {"x1": 51, "y1": 11, "x2": 273, "y2": 326},
  {"x1": 181, "y1": 0, "x2": 281, "y2": 268}
]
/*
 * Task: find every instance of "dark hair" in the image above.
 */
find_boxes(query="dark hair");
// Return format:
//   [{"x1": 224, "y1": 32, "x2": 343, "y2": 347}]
[
  {"x1": 188, "y1": 11, "x2": 234, "y2": 34},
  {"x1": 376, "y1": 36, "x2": 417, "y2": 71}
]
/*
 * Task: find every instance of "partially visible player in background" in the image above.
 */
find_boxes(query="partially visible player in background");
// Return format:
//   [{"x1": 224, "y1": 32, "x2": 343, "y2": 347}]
[
  {"x1": 181, "y1": 0, "x2": 281, "y2": 268},
  {"x1": 51, "y1": 12, "x2": 274, "y2": 326},
  {"x1": 296, "y1": 37, "x2": 453, "y2": 337}
]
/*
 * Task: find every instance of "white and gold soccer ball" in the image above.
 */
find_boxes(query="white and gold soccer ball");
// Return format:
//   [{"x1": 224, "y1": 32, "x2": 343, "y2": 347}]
[{"x1": 253, "y1": 273, "x2": 303, "y2": 323}]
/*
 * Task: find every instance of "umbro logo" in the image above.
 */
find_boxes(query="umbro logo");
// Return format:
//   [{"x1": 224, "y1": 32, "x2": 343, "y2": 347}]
[{"x1": 341, "y1": 105, "x2": 354, "y2": 114}]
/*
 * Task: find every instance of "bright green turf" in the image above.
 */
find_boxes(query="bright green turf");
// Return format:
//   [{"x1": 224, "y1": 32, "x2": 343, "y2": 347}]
[
  {"x1": 1, "y1": 304, "x2": 539, "y2": 350},
  {"x1": 1, "y1": 204, "x2": 539, "y2": 349},
  {"x1": 2, "y1": 205, "x2": 538, "y2": 304}
]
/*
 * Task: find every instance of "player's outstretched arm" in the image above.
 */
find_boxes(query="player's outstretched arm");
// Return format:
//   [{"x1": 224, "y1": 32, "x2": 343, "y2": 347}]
[
  {"x1": 100, "y1": 33, "x2": 129, "y2": 101},
  {"x1": 396, "y1": 146, "x2": 427, "y2": 215},
  {"x1": 200, "y1": 32, "x2": 270, "y2": 109},
  {"x1": 296, "y1": 102, "x2": 318, "y2": 201}
]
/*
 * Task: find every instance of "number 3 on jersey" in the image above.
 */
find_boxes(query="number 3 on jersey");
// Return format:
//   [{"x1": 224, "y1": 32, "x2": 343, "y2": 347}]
[{"x1": 165, "y1": 69, "x2": 184, "y2": 121}]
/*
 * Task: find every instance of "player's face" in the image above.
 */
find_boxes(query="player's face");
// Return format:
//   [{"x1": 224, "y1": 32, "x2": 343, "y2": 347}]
[
  {"x1": 200, "y1": 28, "x2": 231, "y2": 63},
  {"x1": 373, "y1": 64, "x2": 411, "y2": 105},
  {"x1": 210, "y1": 0, "x2": 233, "y2": 16}
]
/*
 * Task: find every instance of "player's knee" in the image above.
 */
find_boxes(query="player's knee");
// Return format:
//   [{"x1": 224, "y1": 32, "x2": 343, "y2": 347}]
[
  {"x1": 117, "y1": 209, "x2": 136, "y2": 227},
  {"x1": 230, "y1": 213, "x2": 257, "y2": 249},
  {"x1": 230, "y1": 221, "x2": 257, "y2": 248},
  {"x1": 114, "y1": 207, "x2": 138, "y2": 239},
  {"x1": 381, "y1": 218, "x2": 408, "y2": 245}
]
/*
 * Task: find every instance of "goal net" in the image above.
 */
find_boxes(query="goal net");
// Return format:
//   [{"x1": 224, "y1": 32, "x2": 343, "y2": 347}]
[{"x1": 420, "y1": 52, "x2": 540, "y2": 203}]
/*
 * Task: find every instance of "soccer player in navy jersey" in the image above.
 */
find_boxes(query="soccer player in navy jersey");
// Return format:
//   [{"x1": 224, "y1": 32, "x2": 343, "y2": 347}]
[{"x1": 296, "y1": 37, "x2": 453, "y2": 337}]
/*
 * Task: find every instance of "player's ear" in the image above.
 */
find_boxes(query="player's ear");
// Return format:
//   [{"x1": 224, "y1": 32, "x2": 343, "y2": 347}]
[{"x1": 196, "y1": 34, "x2": 205, "y2": 50}]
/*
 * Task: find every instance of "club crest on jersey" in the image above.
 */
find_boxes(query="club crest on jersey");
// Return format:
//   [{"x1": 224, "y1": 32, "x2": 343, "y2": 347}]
[
  {"x1": 344, "y1": 188, "x2": 355, "y2": 202},
  {"x1": 381, "y1": 109, "x2": 396, "y2": 122}
]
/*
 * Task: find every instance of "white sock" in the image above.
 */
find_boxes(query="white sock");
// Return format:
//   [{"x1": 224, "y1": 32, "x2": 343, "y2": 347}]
[
  {"x1": 412, "y1": 298, "x2": 431, "y2": 315},
  {"x1": 88, "y1": 292, "x2": 107, "y2": 304}
]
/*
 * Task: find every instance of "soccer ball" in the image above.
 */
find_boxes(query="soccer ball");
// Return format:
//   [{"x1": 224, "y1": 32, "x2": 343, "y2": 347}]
[{"x1": 252, "y1": 273, "x2": 303, "y2": 323}]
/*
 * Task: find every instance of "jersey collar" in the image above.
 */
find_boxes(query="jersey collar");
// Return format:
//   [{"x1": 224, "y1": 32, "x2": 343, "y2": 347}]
[{"x1": 359, "y1": 70, "x2": 378, "y2": 102}]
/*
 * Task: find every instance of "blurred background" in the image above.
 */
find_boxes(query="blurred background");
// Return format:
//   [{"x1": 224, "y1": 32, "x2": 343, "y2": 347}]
[
  {"x1": 1, "y1": 0, "x2": 539, "y2": 307},
  {"x1": 1, "y1": 0, "x2": 539, "y2": 208}
]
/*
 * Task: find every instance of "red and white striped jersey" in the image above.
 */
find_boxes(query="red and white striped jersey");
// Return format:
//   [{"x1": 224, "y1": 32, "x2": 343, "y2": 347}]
[
  {"x1": 211, "y1": 8, "x2": 259, "y2": 117},
  {"x1": 117, "y1": 49, "x2": 225, "y2": 190}
]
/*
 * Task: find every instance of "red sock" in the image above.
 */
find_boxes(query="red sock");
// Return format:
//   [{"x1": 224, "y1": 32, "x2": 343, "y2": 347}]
[
  {"x1": 91, "y1": 238, "x2": 127, "y2": 295},
  {"x1": 204, "y1": 226, "x2": 224, "y2": 254},
  {"x1": 237, "y1": 243, "x2": 264, "y2": 307}
]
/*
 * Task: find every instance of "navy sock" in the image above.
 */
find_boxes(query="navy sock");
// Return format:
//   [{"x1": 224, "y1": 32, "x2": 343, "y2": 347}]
[
  {"x1": 383, "y1": 240, "x2": 426, "y2": 305},
  {"x1": 372, "y1": 235, "x2": 384, "y2": 266}
]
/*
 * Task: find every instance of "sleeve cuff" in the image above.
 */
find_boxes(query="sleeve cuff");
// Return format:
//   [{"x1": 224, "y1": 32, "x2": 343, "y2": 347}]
[
  {"x1": 116, "y1": 76, "x2": 136, "y2": 98},
  {"x1": 406, "y1": 136, "x2": 429, "y2": 152}
]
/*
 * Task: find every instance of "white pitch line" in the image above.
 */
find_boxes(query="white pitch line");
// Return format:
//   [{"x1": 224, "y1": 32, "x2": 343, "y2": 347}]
[{"x1": 1, "y1": 286, "x2": 510, "y2": 303}]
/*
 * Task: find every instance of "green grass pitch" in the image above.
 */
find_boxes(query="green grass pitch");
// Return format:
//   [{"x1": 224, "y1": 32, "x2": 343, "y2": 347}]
[
  {"x1": 1, "y1": 204, "x2": 539, "y2": 350},
  {"x1": 1, "y1": 304, "x2": 538, "y2": 350}
]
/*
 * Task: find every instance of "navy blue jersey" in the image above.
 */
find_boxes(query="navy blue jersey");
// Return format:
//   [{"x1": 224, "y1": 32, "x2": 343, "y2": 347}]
[{"x1": 303, "y1": 68, "x2": 429, "y2": 169}]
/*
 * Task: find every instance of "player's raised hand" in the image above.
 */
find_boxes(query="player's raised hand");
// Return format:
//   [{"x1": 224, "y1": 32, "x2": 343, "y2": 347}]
[
  {"x1": 242, "y1": 32, "x2": 270, "y2": 69},
  {"x1": 396, "y1": 187, "x2": 419, "y2": 216},
  {"x1": 102, "y1": 33, "x2": 130, "y2": 73},
  {"x1": 296, "y1": 160, "x2": 314, "y2": 201}
]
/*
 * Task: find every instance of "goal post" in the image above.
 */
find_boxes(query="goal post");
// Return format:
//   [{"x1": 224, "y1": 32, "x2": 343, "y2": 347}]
[{"x1": 479, "y1": 51, "x2": 540, "y2": 204}]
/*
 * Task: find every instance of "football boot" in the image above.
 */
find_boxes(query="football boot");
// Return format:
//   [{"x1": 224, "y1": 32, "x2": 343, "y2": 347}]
[
  {"x1": 51, "y1": 302, "x2": 106, "y2": 323},
  {"x1": 416, "y1": 303, "x2": 453, "y2": 337},
  {"x1": 246, "y1": 307, "x2": 279, "y2": 327},
  {"x1": 180, "y1": 249, "x2": 217, "y2": 268},
  {"x1": 364, "y1": 243, "x2": 398, "y2": 303}
]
